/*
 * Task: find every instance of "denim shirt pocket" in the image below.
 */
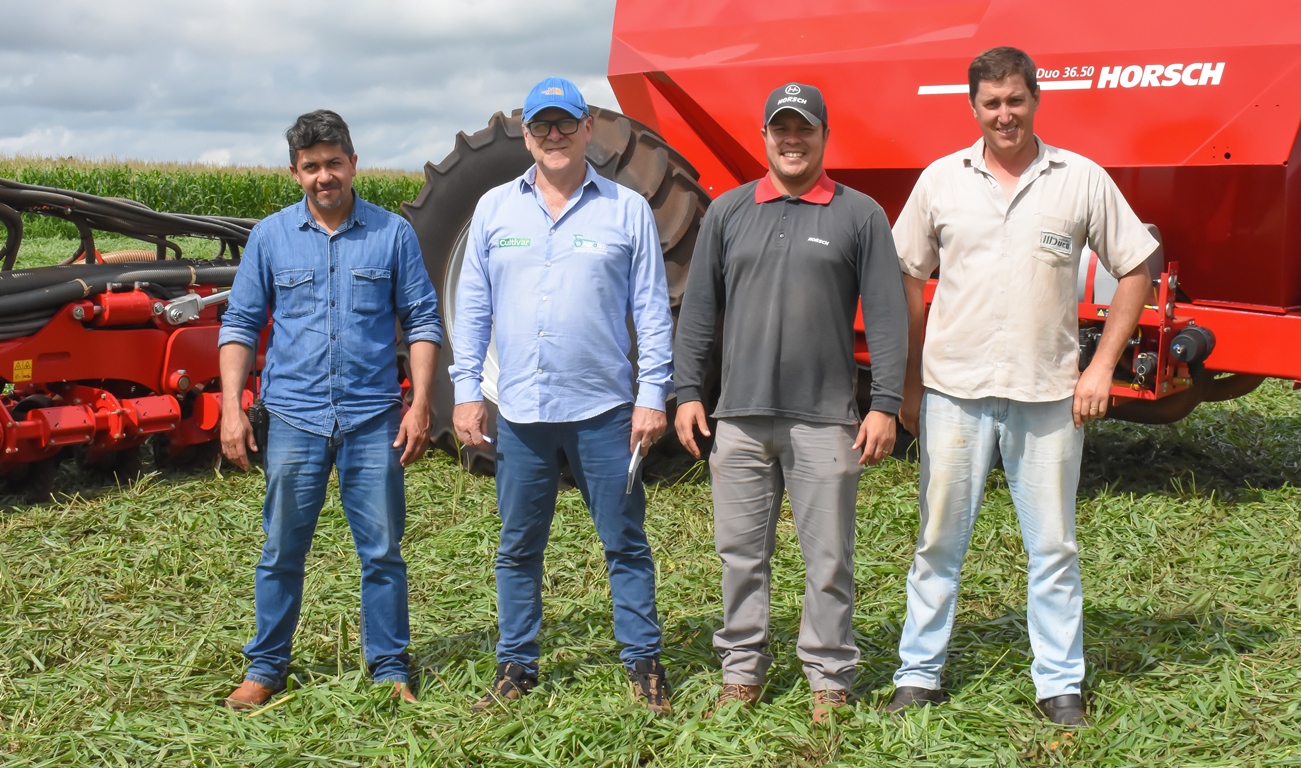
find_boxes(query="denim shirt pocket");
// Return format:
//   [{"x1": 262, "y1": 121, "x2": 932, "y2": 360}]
[
  {"x1": 273, "y1": 268, "x2": 316, "y2": 319},
  {"x1": 351, "y1": 266, "x2": 393, "y2": 315}
]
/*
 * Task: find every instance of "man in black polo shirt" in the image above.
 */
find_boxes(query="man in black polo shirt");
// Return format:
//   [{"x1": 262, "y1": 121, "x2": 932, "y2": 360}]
[{"x1": 674, "y1": 83, "x2": 909, "y2": 723}]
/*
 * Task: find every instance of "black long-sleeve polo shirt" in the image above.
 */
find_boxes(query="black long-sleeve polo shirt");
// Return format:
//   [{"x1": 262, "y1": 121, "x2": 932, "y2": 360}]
[{"x1": 673, "y1": 174, "x2": 909, "y2": 424}]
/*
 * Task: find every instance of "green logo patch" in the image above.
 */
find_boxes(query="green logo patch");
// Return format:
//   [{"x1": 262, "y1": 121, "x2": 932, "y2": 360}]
[{"x1": 497, "y1": 237, "x2": 531, "y2": 248}]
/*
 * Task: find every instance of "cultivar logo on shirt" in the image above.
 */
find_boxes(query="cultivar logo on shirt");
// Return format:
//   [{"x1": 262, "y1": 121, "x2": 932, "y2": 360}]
[
  {"x1": 498, "y1": 237, "x2": 531, "y2": 248},
  {"x1": 572, "y1": 234, "x2": 607, "y2": 252}
]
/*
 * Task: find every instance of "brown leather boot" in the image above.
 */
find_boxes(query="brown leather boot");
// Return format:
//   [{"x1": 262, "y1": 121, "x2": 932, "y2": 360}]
[
  {"x1": 812, "y1": 688, "x2": 849, "y2": 724},
  {"x1": 223, "y1": 680, "x2": 278, "y2": 711},
  {"x1": 471, "y1": 662, "x2": 537, "y2": 713},
  {"x1": 391, "y1": 682, "x2": 417, "y2": 704},
  {"x1": 707, "y1": 682, "x2": 763, "y2": 718},
  {"x1": 626, "y1": 659, "x2": 671, "y2": 715}
]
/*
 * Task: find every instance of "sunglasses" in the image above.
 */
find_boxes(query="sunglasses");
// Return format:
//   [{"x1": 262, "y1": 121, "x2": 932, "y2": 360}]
[{"x1": 525, "y1": 117, "x2": 584, "y2": 138}]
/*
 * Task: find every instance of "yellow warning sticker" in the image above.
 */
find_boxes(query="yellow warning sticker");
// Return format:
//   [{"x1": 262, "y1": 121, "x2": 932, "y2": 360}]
[{"x1": 12, "y1": 359, "x2": 32, "y2": 382}]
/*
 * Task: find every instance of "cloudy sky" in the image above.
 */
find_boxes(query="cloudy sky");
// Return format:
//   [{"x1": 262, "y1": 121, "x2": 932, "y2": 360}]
[{"x1": 0, "y1": 0, "x2": 619, "y2": 171}]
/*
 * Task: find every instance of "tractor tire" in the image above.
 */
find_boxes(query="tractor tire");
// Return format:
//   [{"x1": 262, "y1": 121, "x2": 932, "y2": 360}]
[{"x1": 403, "y1": 107, "x2": 709, "y2": 474}]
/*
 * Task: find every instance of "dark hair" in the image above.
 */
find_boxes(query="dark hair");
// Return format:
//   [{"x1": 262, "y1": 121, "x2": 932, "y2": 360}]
[
  {"x1": 286, "y1": 110, "x2": 354, "y2": 165},
  {"x1": 967, "y1": 47, "x2": 1038, "y2": 102}
]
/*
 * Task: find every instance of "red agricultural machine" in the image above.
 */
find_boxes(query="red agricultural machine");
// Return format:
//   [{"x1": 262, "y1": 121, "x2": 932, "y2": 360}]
[{"x1": 0, "y1": 180, "x2": 256, "y2": 501}]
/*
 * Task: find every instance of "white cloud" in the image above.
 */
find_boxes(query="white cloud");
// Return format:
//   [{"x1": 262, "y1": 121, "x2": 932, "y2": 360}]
[{"x1": 0, "y1": 0, "x2": 620, "y2": 170}]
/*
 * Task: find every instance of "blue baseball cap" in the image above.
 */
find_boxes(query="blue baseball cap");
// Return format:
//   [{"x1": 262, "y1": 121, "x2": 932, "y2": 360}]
[{"x1": 523, "y1": 77, "x2": 588, "y2": 121}]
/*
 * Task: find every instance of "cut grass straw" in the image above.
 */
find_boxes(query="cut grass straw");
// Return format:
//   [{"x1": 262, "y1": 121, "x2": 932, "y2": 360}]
[{"x1": 2, "y1": 377, "x2": 1300, "y2": 764}]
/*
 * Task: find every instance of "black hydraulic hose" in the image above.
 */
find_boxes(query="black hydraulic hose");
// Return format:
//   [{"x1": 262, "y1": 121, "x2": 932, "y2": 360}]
[
  {"x1": 0, "y1": 315, "x2": 55, "y2": 336},
  {"x1": 0, "y1": 279, "x2": 100, "y2": 317},
  {"x1": 0, "y1": 263, "x2": 159, "y2": 297},
  {"x1": 0, "y1": 263, "x2": 240, "y2": 318},
  {"x1": 116, "y1": 265, "x2": 239, "y2": 286},
  {"x1": 0, "y1": 201, "x2": 21, "y2": 271},
  {"x1": 0, "y1": 261, "x2": 238, "y2": 298},
  {"x1": 0, "y1": 311, "x2": 58, "y2": 340},
  {"x1": 0, "y1": 177, "x2": 256, "y2": 273},
  {"x1": 0, "y1": 307, "x2": 63, "y2": 324}
]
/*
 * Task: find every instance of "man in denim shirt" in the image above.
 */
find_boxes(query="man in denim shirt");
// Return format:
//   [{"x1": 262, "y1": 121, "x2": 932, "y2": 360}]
[
  {"x1": 450, "y1": 78, "x2": 675, "y2": 714},
  {"x1": 218, "y1": 110, "x2": 443, "y2": 709}
]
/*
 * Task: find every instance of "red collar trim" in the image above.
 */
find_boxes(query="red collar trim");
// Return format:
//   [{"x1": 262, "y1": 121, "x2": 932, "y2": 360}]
[{"x1": 754, "y1": 171, "x2": 835, "y2": 205}]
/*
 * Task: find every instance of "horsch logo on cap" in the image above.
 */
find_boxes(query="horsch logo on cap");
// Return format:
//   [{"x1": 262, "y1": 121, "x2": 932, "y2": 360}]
[{"x1": 764, "y1": 82, "x2": 827, "y2": 126}]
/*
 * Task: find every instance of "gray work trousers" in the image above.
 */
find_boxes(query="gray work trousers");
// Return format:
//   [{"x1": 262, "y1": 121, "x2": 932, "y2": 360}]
[{"x1": 709, "y1": 416, "x2": 863, "y2": 691}]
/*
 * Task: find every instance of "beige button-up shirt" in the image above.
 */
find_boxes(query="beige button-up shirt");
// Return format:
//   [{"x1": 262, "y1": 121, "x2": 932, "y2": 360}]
[{"x1": 894, "y1": 138, "x2": 1158, "y2": 402}]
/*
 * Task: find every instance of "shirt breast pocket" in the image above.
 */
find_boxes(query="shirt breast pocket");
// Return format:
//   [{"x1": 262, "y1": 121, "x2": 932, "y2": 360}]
[
  {"x1": 351, "y1": 267, "x2": 393, "y2": 315},
  {"x1": 273, "y1": 269, "x2": 316, "y2": 318},
  {"x1": 1032, "y1": 213, "x2": 1084, "y2": 268}
]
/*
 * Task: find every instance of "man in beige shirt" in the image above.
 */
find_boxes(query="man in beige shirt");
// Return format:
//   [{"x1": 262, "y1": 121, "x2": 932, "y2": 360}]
[{"x1": 886, "y1": 47, "x2": 1158, "y2": 725}]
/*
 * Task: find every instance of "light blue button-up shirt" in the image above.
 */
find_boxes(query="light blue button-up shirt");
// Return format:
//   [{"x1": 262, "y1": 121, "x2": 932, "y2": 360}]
[
  {"x1": 450, "y1": 163, "x2": 673, "y2": 424},
  {"x1": 219, "y1": 194, "x2": 443, "y2": 437}
]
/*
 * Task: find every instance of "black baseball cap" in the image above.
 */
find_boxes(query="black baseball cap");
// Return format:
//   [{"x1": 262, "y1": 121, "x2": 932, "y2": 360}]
[{"x1": 764, "y1": 83, "x2": 827, "y2": 127}]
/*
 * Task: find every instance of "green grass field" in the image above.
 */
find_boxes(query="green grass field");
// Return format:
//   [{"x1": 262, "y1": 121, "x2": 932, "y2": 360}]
[
  {"x1": 2, "y1": 170, "x2": 1301, "y2": 765},
  {"x1": 2, "y1": 378, "x2": 1299, "y2": 765}
]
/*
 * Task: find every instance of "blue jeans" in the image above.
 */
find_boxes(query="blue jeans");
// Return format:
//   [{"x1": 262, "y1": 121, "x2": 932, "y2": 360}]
[
  {"x1": 894, "y1": 390, "x2": 1085, "y2": 699},
  {"x1": 494, "y1": 404, "x2": 661, "y2": 674},
  {"x1": 243, "y1": 409, "x2": 410, "y2": 688}
]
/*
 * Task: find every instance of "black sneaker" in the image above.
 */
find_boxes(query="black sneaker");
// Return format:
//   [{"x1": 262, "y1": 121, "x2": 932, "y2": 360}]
[
  {"x1": 1037, "y1": 694, "x2": 1087, "y2": 726},
  {"x1": 627, "y1": 659, "x2": 671, "y2": 714},
  {"x1": 884, "y1": 685, "x2": 946, "y2": 714},
  {"x1": 471, "y1": 661, "x2": 537, "y2": 713}
]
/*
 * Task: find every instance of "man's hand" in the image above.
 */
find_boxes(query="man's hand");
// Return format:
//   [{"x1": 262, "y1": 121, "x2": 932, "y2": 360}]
[
  {"x1": 218, "y1": 343, "x2": 256, "y2": 471},
  {"x1": 453, "y1": 401, "x2": 489, "y2": 447},
  {"x1": 1073, "y1": 364, "x2": 1113, "y2": 428},
  {"x1": 396, "y1": 340, "x2": 438, "y2": 466},
  {"x1": 852, "y1": 411, "x2": 896, "y2": 466},
  {"x1": 220, "y1": 406, "x2": 256, "y2": 471},
  {"x1": 899, "y1": 380, "x2": 923, "y2": 438},
  {"x1": 394, "y1": 401, "x2": 432, "y2": 466},
  {"x1": 674, "y1": 400, "x2": 711, "y2": 459},
  {"x1": 898, "y1": 273, "x2": 928, "y2": 440},
  {"x1": 630, "y1": 406, "x2": 667, "y2": 456},
  {"x1": 1072, "y1": 262, "x2": 1148, "y2": 429}
]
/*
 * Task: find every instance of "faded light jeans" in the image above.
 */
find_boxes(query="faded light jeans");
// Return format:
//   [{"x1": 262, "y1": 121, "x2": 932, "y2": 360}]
[
  {"x1": 243, "y1": 408, "x2": 410, "y2": 689},
  {"x1": 894, "y1": 389, "x2": 1085, "y2": 699}
]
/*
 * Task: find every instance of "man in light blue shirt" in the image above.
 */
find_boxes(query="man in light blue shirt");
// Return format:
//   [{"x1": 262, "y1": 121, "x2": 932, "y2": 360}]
[{"x1": 450, "y1": 77, "x2": 674, "y2": 714}]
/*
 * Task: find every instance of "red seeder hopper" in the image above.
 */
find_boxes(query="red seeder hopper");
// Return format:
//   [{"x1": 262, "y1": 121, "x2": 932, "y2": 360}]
[{"x1": 607, "y1": 0, "x2": 1301, "y2": 422}]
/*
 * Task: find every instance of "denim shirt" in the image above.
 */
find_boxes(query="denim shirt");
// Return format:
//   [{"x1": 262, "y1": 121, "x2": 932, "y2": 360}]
[
  {"x1": 219, "y1": 194, "x2": 443, "y2": 437},
  {"x1": 449, "y1": 163, "x2": 673, "y2": 424}
]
